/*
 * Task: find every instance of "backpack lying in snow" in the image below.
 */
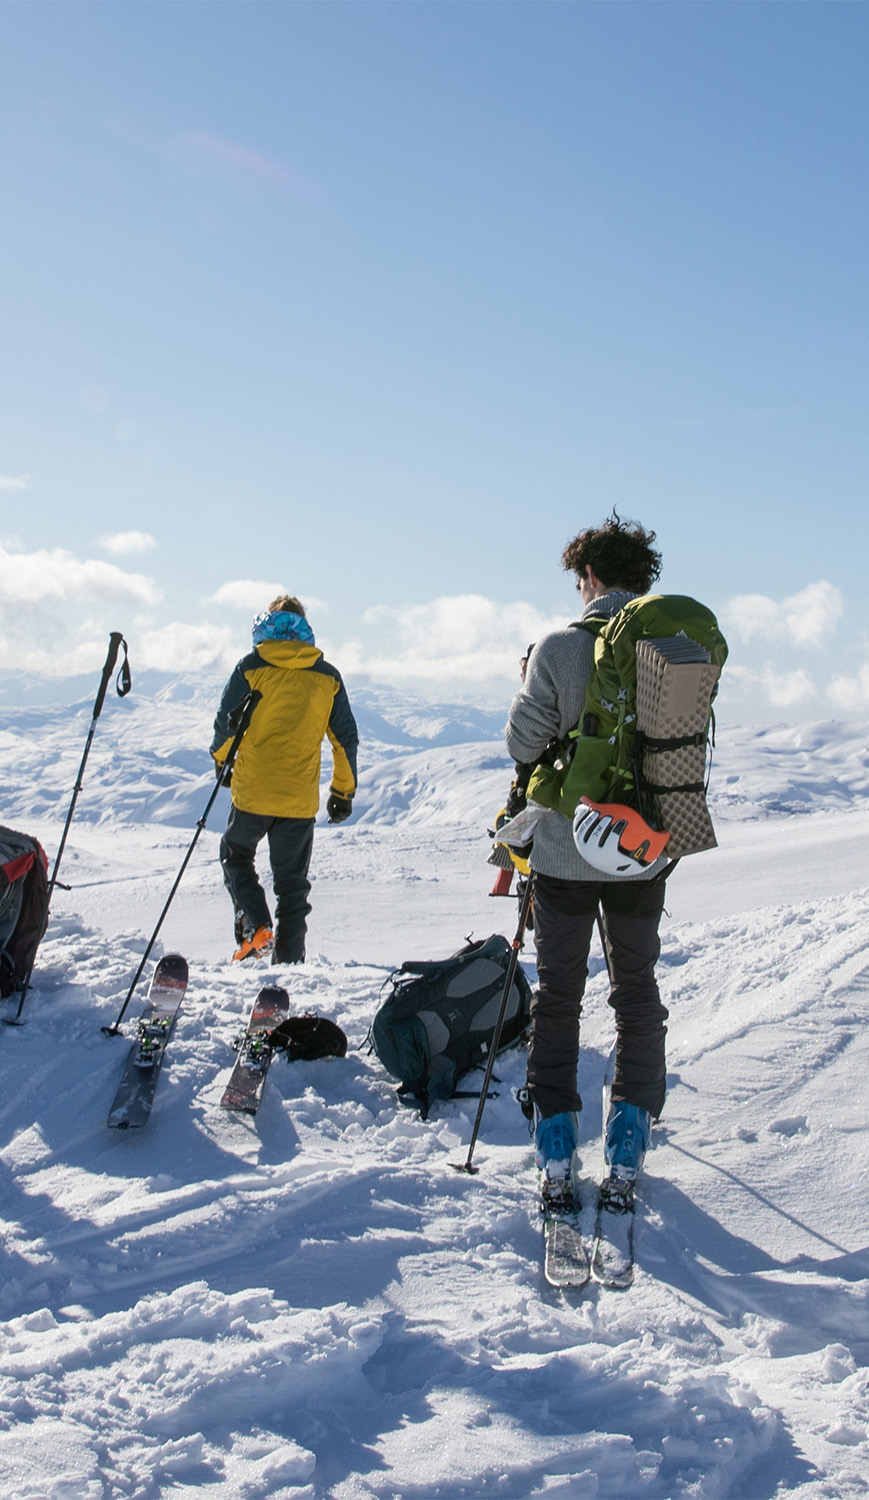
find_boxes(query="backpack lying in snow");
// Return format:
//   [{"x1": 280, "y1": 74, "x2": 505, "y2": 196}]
[
  {"x1": 372, "y1": 934, "x2": 532, "y2": 1116},
  {"x1": 0, "y1": 826, "x2": 49, "y2": 1000},
  {"x1": 527, "y1": 594, "x2": 729, "y2": 857}
]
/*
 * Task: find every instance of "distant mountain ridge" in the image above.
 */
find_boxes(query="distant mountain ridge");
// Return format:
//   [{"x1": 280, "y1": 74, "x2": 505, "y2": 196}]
[
  {"x1": 4, "y1": 670, "x2": 868, "y2": 834},
  {"x1": 0, "y1": 669, "x2": 509, "y2": 747}
]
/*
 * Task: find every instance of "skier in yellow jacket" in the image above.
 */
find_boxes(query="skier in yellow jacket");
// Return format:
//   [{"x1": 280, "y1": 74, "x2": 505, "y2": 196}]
[{"x1": 211, "y1": 595, "x2": 358, "y2": 964}]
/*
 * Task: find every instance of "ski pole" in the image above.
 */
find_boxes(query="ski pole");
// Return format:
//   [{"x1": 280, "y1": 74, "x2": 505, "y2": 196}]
[
  {"x1": 101, "y1": 688, "x2": 261, "y2": 1036},
  {"x1": 8, "y1": 632, "x2": 131, "y2": 1024},
  {"x1": 451, "y1": 874, "x2": 535, "y2": 1176}
]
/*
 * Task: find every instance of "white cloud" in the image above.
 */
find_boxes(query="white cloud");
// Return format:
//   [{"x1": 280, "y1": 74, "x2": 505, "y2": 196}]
[
  {"x1": 0, "y1": 546, "x2": 159, "y2": 609},
  {"x1": 722, "y1": 581, "x2": 844, "y2": 650},
  {"x1": 829, "y1": 661, "x2": 869, "y2": 712},
  {"x1": 0, "y1": 544, "x2": 160, "y2": 608},
  {"x1": 761, "y1": 668, "x2": 817, "y2": 708},
  {"x1": 206, "y1": 581, "x2": 328, "y2": 615},
  {"x1": 0, "y1": 625, "x2": 236, "y2": 679},
  {"x1": 781, "y1": 582, "x2": 844, "y2": 645},
  {"x1": 136, "y1": 622, "x2": 240, "y2": 674},
  {"x1": 337, "y1": 595, "x2": 569, "y2": 683},
  {"x1": 0, "y1": 544, "x2": 162, "y2": 675},
  {"x1": 99, "y1": 531, "x2": 157, "y2": 556},
  {"x1": 0, "y1": 474, "x2": 31, "y2": 491},
  {"x1": 207, "y1": 579, "x2": 288, "y2": 610},
  {"x1": 721, "y1": 663, "x2": 817, "y2": 710},
  {"x1": 0, "y1": 636, "x2": 133, "y2": 678}
]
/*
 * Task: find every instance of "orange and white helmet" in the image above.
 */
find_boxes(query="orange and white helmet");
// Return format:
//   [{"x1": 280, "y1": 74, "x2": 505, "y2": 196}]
[{"x1": 572, "y1": 797, "x2": 670, "y2": 877}]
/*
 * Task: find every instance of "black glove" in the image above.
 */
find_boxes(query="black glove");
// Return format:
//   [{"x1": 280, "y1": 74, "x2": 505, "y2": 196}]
[
  {"x1": 267, "y1": 1014, "x2": 348, "y2": 1061},
  {"x1": 504, "y1": 778, "x2": 527, "y2": 820},
  {"x1": 327, "y1": 792, "x2": 353, "y2": 824},
  {"x1": 214, "y1": 759, "x2": 232, "y2": 787}
]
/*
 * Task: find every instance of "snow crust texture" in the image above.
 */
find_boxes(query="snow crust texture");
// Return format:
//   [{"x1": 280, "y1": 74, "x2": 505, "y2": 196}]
[{"x1": 1, "y1": 688, "x2": 868, "y2": 1498}]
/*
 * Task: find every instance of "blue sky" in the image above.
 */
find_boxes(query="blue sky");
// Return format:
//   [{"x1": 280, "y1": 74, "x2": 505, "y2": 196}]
[{"x1": 1, "y1": 1, "x2": 867, "y2": 720}]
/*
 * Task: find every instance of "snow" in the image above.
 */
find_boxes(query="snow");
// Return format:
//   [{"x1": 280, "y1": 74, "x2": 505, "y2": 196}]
[{"x1": 1, "y1": 682, "x2": 868, "y2": 1498}]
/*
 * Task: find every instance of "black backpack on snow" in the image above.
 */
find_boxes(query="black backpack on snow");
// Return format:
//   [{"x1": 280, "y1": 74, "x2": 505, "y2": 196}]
[
  {"x1": 0, "y1": 826, "x2": 49, "y2": 1000},
  {"x1": 371, "y1": 933, "x2": 532, "y2": 1117}
]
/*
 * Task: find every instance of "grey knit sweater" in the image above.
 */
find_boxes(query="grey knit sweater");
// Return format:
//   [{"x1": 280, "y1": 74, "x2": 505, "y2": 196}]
[{"x1": 504, "y1": 590, "x2": 663, "y2": 883}]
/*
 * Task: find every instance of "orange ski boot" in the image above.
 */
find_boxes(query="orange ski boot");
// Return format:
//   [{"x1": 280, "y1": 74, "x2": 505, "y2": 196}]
[{"x1": 232, "y1": 926, "x2": 274, "y2": 963}]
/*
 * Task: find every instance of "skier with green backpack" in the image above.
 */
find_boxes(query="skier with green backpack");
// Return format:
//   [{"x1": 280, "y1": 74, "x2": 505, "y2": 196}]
[{"x1": 504, "y1": 513, "x2": 727, "y2": 1283}]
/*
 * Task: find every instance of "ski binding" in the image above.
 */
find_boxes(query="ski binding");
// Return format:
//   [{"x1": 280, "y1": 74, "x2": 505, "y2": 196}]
[
  {"x1": 231, "y1": 1026, "x2": 273, "y2": 1072},
  {"x1": 133, "y1": 1017, "x2": 172, "y2": 1068}
]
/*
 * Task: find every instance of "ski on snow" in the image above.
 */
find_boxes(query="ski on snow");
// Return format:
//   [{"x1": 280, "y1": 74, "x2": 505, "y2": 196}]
[
  {"x1": 107, "y1": 953, "x2": 188, "y2": 1130},
  {"x1": 585, "y1": 1062, "x2": 636, "y2": 1289},
  {"x1": 590, "y1": 1176, "x2": 635, "y2": 1289},
  {"x1": 220, "y1": 985, "x2": 290, "y2": 1115},
  {"x1": 541, "y1": 1177, "x2": 590, "y2": 1289}
]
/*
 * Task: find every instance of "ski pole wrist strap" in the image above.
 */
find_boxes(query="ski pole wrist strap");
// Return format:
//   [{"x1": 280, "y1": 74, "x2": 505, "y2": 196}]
[{"x1": 115, "y1": 637, "x2": 132, "y2": 698}]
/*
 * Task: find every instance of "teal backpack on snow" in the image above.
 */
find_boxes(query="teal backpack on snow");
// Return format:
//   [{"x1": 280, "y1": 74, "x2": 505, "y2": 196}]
[
  {"x1": 371, "y1": 933, "x2": 533, "y2": 1117},
  {"x1": 526, "y1": 594, "x2": 729, "y2": 856}
]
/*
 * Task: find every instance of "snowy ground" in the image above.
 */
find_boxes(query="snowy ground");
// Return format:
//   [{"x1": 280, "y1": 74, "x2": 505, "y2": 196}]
[{"x1": 1, "y1": 683, "x2": 868, "y2": 1499}]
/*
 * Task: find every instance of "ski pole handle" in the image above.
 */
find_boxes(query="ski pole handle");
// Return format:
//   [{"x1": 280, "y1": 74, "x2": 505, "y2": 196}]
[{"x1": 92, "y1": 633, "x2": 131, "y2": 719}]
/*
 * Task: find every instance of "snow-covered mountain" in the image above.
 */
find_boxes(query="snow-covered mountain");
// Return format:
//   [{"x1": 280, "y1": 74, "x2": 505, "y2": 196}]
[{"x1": 1, "y1": 682, "x2": 868, "y2": 1498}]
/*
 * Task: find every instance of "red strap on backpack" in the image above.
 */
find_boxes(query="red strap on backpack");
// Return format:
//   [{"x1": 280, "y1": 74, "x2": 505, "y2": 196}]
[{"x1": 2, "y1": 849, "x2": 41, "y2": 884}]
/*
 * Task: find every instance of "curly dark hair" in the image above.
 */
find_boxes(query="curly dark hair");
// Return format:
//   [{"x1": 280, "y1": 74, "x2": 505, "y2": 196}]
[{"x1": 561, "y1": 512, "x2": 662, "y2": 595}]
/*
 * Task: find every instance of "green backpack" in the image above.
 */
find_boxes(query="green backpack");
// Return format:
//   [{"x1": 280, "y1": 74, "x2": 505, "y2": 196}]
[{"x1": 526, "y1": 594, "x2": 729, "y2": 830}]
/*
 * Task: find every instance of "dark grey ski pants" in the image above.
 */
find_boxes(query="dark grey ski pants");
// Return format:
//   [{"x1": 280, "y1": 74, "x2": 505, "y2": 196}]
[
  {"x1": 219, "y1": 806, "x2": 314, "y2": 964},
  {"x1": 528, "y1": 871, "x2": 668, "y2": 1121}
]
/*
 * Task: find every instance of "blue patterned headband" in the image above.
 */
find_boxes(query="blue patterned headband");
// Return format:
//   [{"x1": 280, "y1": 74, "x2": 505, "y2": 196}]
[{"x1": 252, "y1": 610, "x2": 315, "y2": 646}]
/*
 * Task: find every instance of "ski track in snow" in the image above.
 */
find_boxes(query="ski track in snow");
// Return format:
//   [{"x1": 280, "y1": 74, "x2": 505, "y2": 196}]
[{"x1": 1, "y1": 687, "x2": 868, "y2": 1499}]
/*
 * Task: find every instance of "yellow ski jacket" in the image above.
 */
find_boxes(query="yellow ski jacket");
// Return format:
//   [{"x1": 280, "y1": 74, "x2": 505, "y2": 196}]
[{"x1": 210, "y1": 641, "x2": 358, "y2": 819}]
